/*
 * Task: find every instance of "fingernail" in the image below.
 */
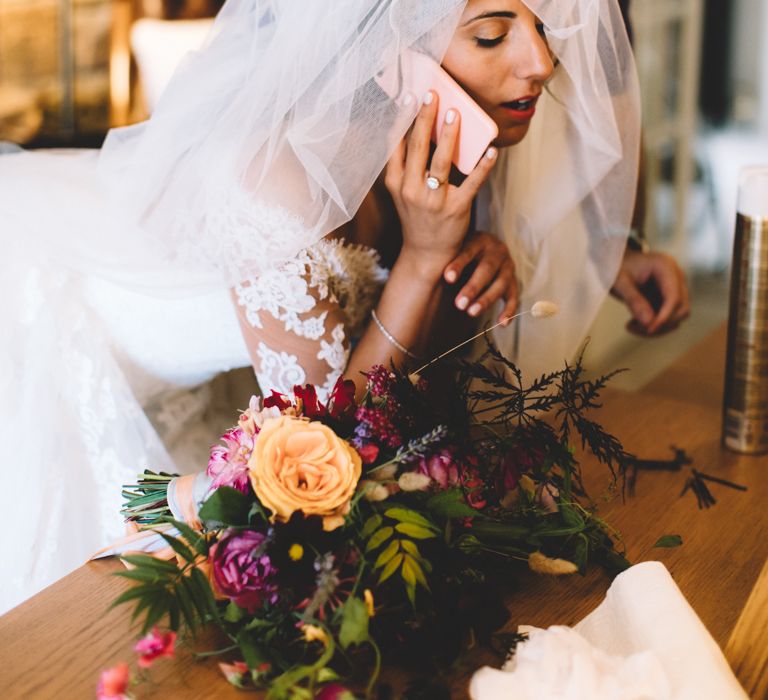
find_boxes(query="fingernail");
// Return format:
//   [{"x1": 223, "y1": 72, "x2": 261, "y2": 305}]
[
  {"x1": 402, "y1": 93, "x2": 414, "y2": 106},
  {"x1": 456, "y1": 296, "x2": 469, "y2": 310},
  {"x1": 423, "y1": 91, "x2": 434, "y2": 105},
  {"x1": 468, "y1": 303, "x2": 482, "y2": 317},
  {"x1": 445, "y1": 270, "x2": 457, "y2": 283},
  {"x1": 485, "y1": 147, "x2": 497, "y2": 160},
  {"x1": 445, "y1": 109, "x2": 456, "y2": 125}
]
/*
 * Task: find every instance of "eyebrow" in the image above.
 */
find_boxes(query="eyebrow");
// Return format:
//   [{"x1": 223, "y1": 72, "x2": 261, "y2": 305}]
[{"x1": 462, "y1": 11, "x2": 516, "y2": 26}]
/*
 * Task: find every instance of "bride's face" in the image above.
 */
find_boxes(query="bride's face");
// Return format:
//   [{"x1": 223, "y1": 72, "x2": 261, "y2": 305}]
[{"x1": 441, "y1": 0, "x2": 555, "y2": 148}]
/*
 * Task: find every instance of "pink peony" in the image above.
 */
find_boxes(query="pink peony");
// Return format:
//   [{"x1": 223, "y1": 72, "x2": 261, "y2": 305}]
[
  {"x1": 96, "y1": 662, "x2": 131, "y2": 700},
  {"x1": 207, "y1": 427, "x2": 254, "y2": 493},
  {"x1": 134, "y1": 627, "x2": 176, "y2": 669},
  {"x1": 210, "y1": 530, "x2": 278, "y2": 613}
]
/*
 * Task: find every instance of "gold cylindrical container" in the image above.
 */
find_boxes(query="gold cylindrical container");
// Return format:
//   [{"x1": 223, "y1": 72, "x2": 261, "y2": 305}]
[{"x1": 723, "y1": 166, "x2": 768, "y2": 454}]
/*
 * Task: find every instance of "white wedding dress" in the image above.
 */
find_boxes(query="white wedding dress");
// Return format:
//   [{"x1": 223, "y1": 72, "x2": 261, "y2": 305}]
[{"x1": 0, "y1": 145, "x2": 389, "y2": 614}]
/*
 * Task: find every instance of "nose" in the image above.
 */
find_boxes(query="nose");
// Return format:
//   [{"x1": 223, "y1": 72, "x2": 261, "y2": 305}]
[{"x1": 515, "y1": 24, "x2": 555, "y2": 84}]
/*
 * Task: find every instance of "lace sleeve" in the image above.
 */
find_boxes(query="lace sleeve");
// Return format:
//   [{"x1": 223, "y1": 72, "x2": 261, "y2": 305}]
[{"x1": 232, "y1": 239, "x2": 388, "y2": 402}]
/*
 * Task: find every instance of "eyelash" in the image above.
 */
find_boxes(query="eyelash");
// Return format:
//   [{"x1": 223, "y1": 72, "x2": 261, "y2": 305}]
[
  {"x1": 475, "y1": 35, "x2": 506, "y2": 48},
  {"x1": 474, "y1": 24, "x2": 546, "y2": 48}
]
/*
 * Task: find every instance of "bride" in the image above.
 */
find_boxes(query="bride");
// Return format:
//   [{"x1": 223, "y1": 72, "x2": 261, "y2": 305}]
[{"x1": 0, "y1": 0, "x2": 687, "y2": 613}]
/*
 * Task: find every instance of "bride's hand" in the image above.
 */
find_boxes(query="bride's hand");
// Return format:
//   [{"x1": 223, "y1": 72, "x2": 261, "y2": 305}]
[
  {"x1": 385, "y1": 91, "x2": 498, "y2": 279},
  {"x1": 443, "y1": 232, "x2": 519, "y2": 326}
]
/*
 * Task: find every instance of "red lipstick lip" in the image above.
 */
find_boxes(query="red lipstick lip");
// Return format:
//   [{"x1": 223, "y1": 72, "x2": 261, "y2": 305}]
[{"x1": 500, "y1": 94, "x2": 540, "y2": 121}]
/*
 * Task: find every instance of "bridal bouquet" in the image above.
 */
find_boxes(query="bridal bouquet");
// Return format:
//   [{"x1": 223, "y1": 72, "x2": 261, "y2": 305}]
[{"x1": 107, "y1": 344, "x2": 633, "y2": 698}]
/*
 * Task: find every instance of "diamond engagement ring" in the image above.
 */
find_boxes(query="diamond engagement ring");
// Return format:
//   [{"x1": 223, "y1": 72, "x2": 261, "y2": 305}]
[{"x1": 426, "y1": 173, "x2": 444, "y2": 190}]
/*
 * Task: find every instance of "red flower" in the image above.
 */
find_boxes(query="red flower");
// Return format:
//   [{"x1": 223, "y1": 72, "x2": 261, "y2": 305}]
[
  {"x1": 96, "y1": 662, "x2": 130, "y2": 700},
  {"x1": 357, "y1": 443, "x2": 380, "y2": 465},
  {"x1": 327, "y1": 377, "x2": 357, "y2": 419},
  {"x1": 293, "y1": 383, "x2": 325, "y2": 418},
  {"x1": 134, "y1": 627, "x2": 176, "y2": 669},
  {"x1": 263, "y1": 390, "x2": 293, "y2": 410}
]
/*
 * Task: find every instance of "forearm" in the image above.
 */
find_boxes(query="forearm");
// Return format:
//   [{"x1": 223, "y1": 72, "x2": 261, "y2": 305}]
[{"x1": 345, "y1": 253, "x2": 452, "y2": 397}]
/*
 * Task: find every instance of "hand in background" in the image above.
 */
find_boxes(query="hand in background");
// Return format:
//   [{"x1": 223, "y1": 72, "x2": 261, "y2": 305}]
[
  {"x1": 611, "y1": 249, "x2": 691, "y2": 335},
  {"x1": 443, "y1": 232, "x2": 519, "y2": 326}
]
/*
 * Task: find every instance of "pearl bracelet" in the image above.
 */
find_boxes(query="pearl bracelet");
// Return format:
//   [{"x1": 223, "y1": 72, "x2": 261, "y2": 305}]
[{"x1": 370, "y1": 309, "x2": 420, "y2": 361}]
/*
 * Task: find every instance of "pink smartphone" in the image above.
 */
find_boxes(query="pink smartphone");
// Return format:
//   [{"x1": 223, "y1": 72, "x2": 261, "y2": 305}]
[{"x1": 376, "y1": 50, "x2": 499, "y2": 175}]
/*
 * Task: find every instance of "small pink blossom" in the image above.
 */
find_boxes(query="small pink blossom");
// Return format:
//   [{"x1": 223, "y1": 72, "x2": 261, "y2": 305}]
[
  {"x1": 96, "y1": 662, "x2": 131, "y2": 700},
  {"x1": 134, "y1": 627, "x2": 176, "y2": 669},
  {"x1": 207, "y1": 427, "x2": 254, "y2": 493}
]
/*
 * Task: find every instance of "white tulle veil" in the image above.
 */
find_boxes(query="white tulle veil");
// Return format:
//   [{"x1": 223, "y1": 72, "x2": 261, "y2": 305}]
[
  {"x1": 0, "y1": 0, "x2": 638, "y2": 614},
  {"x1": 95, "y1": 0, "x2": 639, "y2": 377}
]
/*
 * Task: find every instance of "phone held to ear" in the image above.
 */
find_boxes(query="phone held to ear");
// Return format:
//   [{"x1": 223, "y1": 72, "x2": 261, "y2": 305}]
[{"x1": 376, "y1": 50, "x2": 499, "y2": 175}]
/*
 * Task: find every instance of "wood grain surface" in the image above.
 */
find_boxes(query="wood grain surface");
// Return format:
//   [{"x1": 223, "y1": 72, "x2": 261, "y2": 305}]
[{"x1": 1, "y1": 324, "x2": 766, "y2": 699}]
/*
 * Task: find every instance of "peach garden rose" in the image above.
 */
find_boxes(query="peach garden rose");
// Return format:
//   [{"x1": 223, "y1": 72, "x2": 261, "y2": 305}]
[{"x1": 248, "y1": 415, "x2": 362, "y2": 531}]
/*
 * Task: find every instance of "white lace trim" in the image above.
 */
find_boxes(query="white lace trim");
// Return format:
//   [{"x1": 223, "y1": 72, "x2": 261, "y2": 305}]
[{"x1": 236, "y1": 238, "x2": 388, "y2": 400}]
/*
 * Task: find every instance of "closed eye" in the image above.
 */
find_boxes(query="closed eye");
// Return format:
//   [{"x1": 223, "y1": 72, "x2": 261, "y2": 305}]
[{"x1": 475, "y1": 35, "x2": 506, "y2": 48}]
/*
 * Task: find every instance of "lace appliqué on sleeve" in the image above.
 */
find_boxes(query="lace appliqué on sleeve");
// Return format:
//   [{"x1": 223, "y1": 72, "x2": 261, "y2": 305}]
[{"x1": 234, "y1": 239, "x2": 388, "y2": 401}]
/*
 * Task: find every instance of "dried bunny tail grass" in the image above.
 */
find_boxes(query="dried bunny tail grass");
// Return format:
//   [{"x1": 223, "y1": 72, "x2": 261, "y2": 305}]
[
  {"x1": 410, "y1": 300, "x2": 560, "y2": 379},
  {"x1": 528, "y1": 551, "x2": 578, "y2": 576},
  {"x1": 531, "y1": 300, "x2": 559, "y2": 318}
]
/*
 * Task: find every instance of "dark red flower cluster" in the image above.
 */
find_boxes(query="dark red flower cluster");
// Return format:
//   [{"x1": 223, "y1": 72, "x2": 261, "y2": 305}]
[{"x1": 263, "y1": 377, "x2": 357, "y2": 422}]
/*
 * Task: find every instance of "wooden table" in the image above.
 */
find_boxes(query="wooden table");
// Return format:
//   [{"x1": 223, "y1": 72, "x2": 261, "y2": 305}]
[{"x1": 2, "y1": 325, "x2": 767, "y2": 699}]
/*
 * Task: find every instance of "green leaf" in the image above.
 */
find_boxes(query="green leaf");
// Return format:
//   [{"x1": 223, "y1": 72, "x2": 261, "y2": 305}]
[
  {"x1": 156, "y1": 531, "x2": 196, "y2": 563},
  {"x1": 113, "y1": 568, "x2": 163, "y2": 584},
  {"x1": 402, "y1": 555, "x2": 429, "y2": 589},
  {"x1": 425, "y1": 489, "x2": 479, "y2": 519},
  {"x1": 377, "y1": 553, "x2": 404, "y2": 584},
  {"x1": 361, "y1": 514, "x2": 383, "y2": 539},
  {"x1": 198, "y1": 486, "x2": 253, "y2": 526},
  {"x1": 163, "y1": 518, "x2": 208, "y2": 556},
  {"x1": 190, "y1": 566, "x2": 220, "y2": 622},
  {"x1": 236, "y1": 630, "x2": 271, "y2": 671},
  {"x1": 653, "y1": 535, "x2": 683, "y2": 548},
  {"x1": 120, "y1": 554, "x2": 180, "y2": 572},
  {"x1": 224, "y1": 600, "x2": 245, "y2": 623},
  {"x1": 175, "y1": 579, "x2": 197, "y2": 629},
  {"x1": 406, "y1": 582, "x2": 417, "y2": 607},
  {"x1": 339, "y1": 596, "x2": 370, "y2": 650},
  {"x1": 109, "y1": 583, "x2": 158, "y2": 610},
  {"x1": 394, "y1": 522, "x2": 438, "y2": 539},
  {"x1": 365, "y1": 526, "x2": 394, "y2": 552},
  {"x1": 560, "y1": 503, "x2": 585, "y2": 529},
  {"x1": 572, "y1": 533, "x2": 589, "y2": 575},
  {"x1": 399, "y1": 539, "x2": 422, "y2": 560},
  {"x1": 373, "y1": 539, "x2": 400, "y2": 569},
  {"x1": 384, "y1": 508, "x2": 437, "y2": 530}
]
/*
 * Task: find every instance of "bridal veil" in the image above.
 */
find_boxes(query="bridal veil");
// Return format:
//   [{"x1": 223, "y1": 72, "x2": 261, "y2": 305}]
[{"x1": 0, "y1": 0, "x2": 638, "y2": 611}]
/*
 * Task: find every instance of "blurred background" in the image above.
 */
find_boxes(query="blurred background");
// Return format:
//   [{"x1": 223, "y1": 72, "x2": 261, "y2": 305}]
[{"x1": 0, "y1": 0, "x2": 765, "y2": 385}]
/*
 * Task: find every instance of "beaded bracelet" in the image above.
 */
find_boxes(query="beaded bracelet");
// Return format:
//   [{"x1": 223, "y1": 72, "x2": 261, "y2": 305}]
[{"x1": 370, "y1": 309, "x2": 420, "y2": 361}]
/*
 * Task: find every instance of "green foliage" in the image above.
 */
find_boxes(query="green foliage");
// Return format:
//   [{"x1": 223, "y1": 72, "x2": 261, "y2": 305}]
[
  {"x1": 111, "y1": 524, "x2": 218, "y2": 635},
  {"x1": 198, "y1": 486, "x2": 253, "y2": 526},
  {"x1": 653, "y1": 534, "x2": 683, "y2": 548},
  {"x1": 363, "y1": 507, "x2": 438, "y2": 605},
  {"x1": 338, "y1": 596, "x2": 370, "y2": 650}
]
